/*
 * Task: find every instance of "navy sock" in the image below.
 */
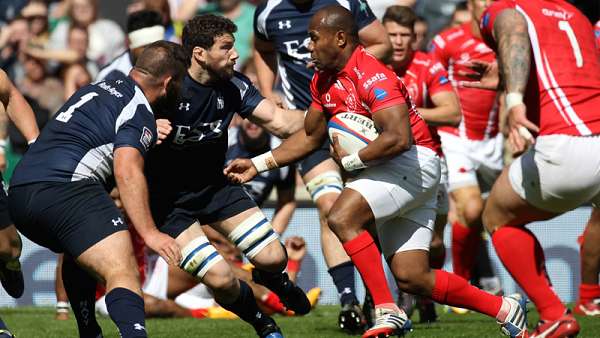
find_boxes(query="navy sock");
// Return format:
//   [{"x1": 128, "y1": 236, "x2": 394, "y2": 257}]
[
  {"x1": 105, "y1": 287, "x2": 147, "y2": 338},
  {"x1": 218, "y1": 280, "x2": 273, "y2": 332},
  {"x1": 328, "y1": 261, "x2": 358, "y2": 305},
  {"x1": 62, "y1": 255, "x2": 102, "y2": 338}
]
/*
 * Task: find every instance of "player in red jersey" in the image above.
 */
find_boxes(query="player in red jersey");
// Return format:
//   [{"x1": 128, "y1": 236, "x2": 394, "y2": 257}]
[
  {"x1": 226, "y1": 5, "x2": 528, "y2": 338},
  {"x1": 430, "y1": 0, "x2": 504, "y2": 297},
  {"x1": 383, "y1": 5, "x2": 461, "y2": 322},
  {"x1": 595, "y1": 20, "x2": 600, "y2": 51},
  {"x1": 475, "y1": 1, "x2": 600, "y2": 337}
]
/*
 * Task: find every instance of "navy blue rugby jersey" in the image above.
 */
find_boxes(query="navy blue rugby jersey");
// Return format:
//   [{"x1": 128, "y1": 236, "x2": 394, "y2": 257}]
[
  {"x1": 254, "y1": 0, "x2": 377, "y2": 110},
  {"x1": 226, "y1": 127, "x2": 294, "y2": 206},
  {"x1": 145, "y1": 72, "x2": 264, "y2": 190},
  {"x1": 11, "y1": 72, "x2": 157, "y2": 188}
]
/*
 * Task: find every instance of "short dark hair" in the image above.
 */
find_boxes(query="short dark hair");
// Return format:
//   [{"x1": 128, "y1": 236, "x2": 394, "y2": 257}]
[
  {"x1": 182, "y1": 14, "x2": 237, "y2": 55},
  {"x1": 127, "y1": 10, "x2": 163, "y2": 34},
  {"x1": 454, "y1": 1, "x2": 469, "y2": 13},
  {"x1": 134, "y1": 40, "x2": 189, "y2": 82},
  {"x1": 382, "y1": 6, "x2": 418, "y2": 32}
]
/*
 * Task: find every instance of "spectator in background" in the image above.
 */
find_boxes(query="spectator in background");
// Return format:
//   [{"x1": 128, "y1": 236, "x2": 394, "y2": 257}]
[
  {"x1": 21, "y1": 0, "x2": 50, "y2": 49},
  {"x1": 62, "y1": 25, "x2": 93, "y2": 99},
  {"x1": 413, "y1": 15, "x2": 429, "y2": 51},
  {"x1": 128, "y1": 0, "x2": 179, "y2": 42},
  {"x1": 0, "y1": 17, "x2": 30, "y2": 79},
  {"x1": 368, "y1": 0, "x2": 417, "y2": 20},
  {"x1": 16, "y1": 54, "x2": 63, "y2": 115},
  {"x1": 49, "y1": 0, "x2": 125, "y2": 68},
  {"x1": 449, "y1": 1, "x2": 471, "y2": 28},
  {"x1": 199, "y1": 0, "x2": 255, "y2": 70}
]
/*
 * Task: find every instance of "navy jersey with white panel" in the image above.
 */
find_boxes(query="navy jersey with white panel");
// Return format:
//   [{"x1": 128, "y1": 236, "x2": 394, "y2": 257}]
[
  {"x1": 254, "y1": 0, "x2": 377, "y2": 110},
  {"x1": 11, "y1": 72, "x2": 157, "y2": 188},
  {"x1": 145, "y1": 72, "x2": 263, "y2": 191},
  {"x1": 227, "y1": 127, "x2": 294, "y2": 206}
]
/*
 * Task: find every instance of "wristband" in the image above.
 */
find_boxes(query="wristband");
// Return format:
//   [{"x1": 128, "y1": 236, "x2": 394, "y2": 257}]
[
  {"x1": 505, "y1": 92, "x2": 524, "y2": 111},
  {"x1": 287, "y1": 259, "x2": 301, "y2": 273},
  {"x1": 341, "y1": 153, "x2": 367, "y2": 171},
  {"x1": 251, "y1": 151, "x2": 279, "y2": 173}
]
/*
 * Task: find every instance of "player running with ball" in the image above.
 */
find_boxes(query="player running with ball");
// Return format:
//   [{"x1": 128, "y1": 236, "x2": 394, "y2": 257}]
[{"x1": 226, "y1": 5, "x2": 528, "y2": 338}]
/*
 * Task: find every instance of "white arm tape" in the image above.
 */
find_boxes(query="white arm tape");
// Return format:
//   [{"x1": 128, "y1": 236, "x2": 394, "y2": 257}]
[
  {"x1": 341, "y1": 153, "x2": 367, "y2": 171},
  {"x1": 505, "y1": 92, "x2": 524, "y2": 111},
  {"x1": 251, "y1": 151, "x2": 279, "y2": 173},
  {"x1": 128, "y1": 25, "x2": 166, "y2": 49}
]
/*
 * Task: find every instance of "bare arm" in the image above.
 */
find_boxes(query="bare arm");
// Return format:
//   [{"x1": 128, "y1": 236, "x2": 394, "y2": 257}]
[
  {"x1": 493, "y1": 9, "x2": 531, "y2": 95},
  {"x1": 248, "y1": 99, "x2": 304, "y2": 138},
  {"x1": 417, "y1": 91, "x2": 461, "y2": 127},
  {"x1": 359, "y1": 20, "x2": 393, "y2": 62},
  {"x1": 253, "y1": 37, "x2": 280, "y2": 100},
  {"x1": 271, "y1": 182, "x2": 297, "y2": 235},
  {"x1": 0, "y1": 69, "x2": 39, "y2": 142},
  {"x1": 114, "y1": 147, "x2": 181, "y2": 265},
  {"x1": 358, "y1": 105, "x2": 413, "y2": 164}
]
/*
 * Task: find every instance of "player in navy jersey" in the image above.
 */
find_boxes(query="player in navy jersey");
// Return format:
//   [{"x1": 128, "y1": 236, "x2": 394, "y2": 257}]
[
  {"x1": 145, "y1": 15, "x2": 305, "y2": 338},
  {"x1": 253, "y1": 0, "x2": 392, "y2": 331},
  {"x1": 0, "y1": 68, "x2": 40, "y2": 338},
  {"x1": 8, "y1": 41, "x2": 188, "y2": 338}
]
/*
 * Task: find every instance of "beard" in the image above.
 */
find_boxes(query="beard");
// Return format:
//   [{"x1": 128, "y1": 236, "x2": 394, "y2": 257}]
[{"x1": 207, "y1": 63, "x2": 235, "y2": 82}]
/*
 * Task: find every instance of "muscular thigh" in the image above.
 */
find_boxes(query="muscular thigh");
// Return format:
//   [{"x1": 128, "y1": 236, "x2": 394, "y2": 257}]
[{"x1": 76, "y1": 230, "x2": 138, "y2": 283}]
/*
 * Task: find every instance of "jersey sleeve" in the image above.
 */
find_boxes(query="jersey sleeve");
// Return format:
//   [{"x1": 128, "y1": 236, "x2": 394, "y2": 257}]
[
  {"x1": 426, "y1": 61, "x2": 453, "y2": 97},
  {"x1": 253, "y1": 2, "x2": 269, "y2": 41},
  {"x1": 361, "y1": 67, "x2": 407, "y2": 113},
  {"x1": 309, "y1": 73, "x2": 324, "y2": 112},
  {"x1": 351, "y1": 0, "x2": 377, "y2": 31},
  {"x1": 233, "y1": 73, "x2": 264, "y2": 119},
  {"x1": 430, "y1": 34, "x2": 450, "y2": 68},
  {"x1": 114, "y1": 105, "x2": 157, "y2": 156},
  {"x1": 480, "y1": 1, "x2": 516, "y2": 47}
]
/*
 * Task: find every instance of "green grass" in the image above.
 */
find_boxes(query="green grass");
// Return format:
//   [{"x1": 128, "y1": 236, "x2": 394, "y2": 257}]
[{"x1": 1, "y1": 305, "x2": 599, "y2": 337}]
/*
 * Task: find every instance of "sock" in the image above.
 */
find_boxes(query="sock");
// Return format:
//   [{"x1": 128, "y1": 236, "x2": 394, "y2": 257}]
[
  {"x1": 475, "y1": 239, "x2": 496, "y2": 279},
  {"x1": 105, "y1": 287, "x2": 147, "y2": 338},
  {"x1": 492, "y1": 226, "x2": 565, "y2": 321},
  {"x1": 218, "y1": 280, "x2": 273, "y2": 332},
  {"x1": 431, "y1": 269, "x2": 502, "y2": 318},
  {"x1": 451, "y1": 221, "x2": 481, "y2": 280},
  {"x1": 62, "y1": 256, "x2": 102, "y2": 338},
  {"x1": 261, "y1": 291, "x2": 286, "y2": 313},
  {"x1": 430, "y1": 247, "x2": 446, "y2": 270},
  {"x1": 328, "y1": 261, "x2": 358, "y2": 305},
  {"x1": 342, "y1": 231, "x2": 394, "y2": 306},
  {"x1": 579, "y1": 284, "x2": 600, "y2": 303}
]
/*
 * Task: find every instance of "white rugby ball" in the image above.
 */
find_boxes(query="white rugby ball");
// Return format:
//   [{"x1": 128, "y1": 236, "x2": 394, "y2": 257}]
[{"x1": 327, "y1": 112, "x2": 379, "y2": 154}]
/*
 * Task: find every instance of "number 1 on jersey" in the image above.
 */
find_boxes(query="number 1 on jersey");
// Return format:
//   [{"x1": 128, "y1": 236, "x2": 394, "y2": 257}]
[
  {"x1": 56, "y1": 92, "x2": 99, "y2": 122},
  {"x1": 558, "y1": 21, "x2": 583, "y2": 68}
]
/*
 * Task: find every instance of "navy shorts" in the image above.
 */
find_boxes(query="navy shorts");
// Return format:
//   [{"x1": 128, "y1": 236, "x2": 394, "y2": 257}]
[
  {"x1": 8, "y1": 181, "x2": 127, "y2": 257},
  {"x1": 150, "y1": 179, "x2": 256, "y2": 239},
  {"x1": 0, "y1": 173, "x2": 12, "y2": 230},
  {"x1": 297, "y1": 139, "x2": 331, "y2": 177}
]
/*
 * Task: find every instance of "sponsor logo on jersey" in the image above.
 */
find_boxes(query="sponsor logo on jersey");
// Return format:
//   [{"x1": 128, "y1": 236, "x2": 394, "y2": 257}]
[
  {"x1": 374, "y1": 88, "x2": 388, "y2": 100},
  {"x1": 353, "y1": 67, "x2": 365, "y2": 79},
  {"x1": 179, "y1": 102, "x2": 191, "y2": 111},
  {"x1": 97, "y1": 81, "x2": 123, "y2": 98},
  {"x1": 283, "y1": 38, "x2": 311, "y2": 60},
  {"x1": 278, "y1": 20, "x2": 292, "y2": 30},
  {"x1": 482, "y1": 12, "x2": 491, "y2": 29},
  {"x1": 542, "y1": 7, "x2": 574, "y2": 21},
  {"x1": 362, "y1": 73, "x2": 387, "y2": 90},
  {"x1": 439, "y1": 76, "x2": 450, "y2": 85},
  {"x1": 217, "y1": 96, "x2": 224, "y2": 110},
  {"x1": 173, "y1": 120, "x2": 224, "y2": 145},
  {"x1": 140, "y1": 126, "x2": 153, "y2": 150}
]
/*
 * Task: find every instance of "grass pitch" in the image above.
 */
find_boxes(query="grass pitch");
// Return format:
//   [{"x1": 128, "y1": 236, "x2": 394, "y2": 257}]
[{"x1": 1, "y1": 305, "x2": 599, "y2": 337}]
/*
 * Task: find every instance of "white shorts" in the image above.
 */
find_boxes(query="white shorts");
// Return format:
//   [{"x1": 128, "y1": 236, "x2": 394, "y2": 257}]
[
  {"x1": 509, "y1": 134, "x2": 600, "y2": 213},
  {"x1": 437, "y1": 158, "x2": 449, "y2": 215},
  {"x1": 440, "y1": 132, "x2": 503, "y2": 192},
  {"x1": 346, "y1": 145, "x2": 440, "y2": 258}
]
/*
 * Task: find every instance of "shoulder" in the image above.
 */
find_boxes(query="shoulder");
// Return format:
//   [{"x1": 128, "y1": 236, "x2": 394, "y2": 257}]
[
  {"x1": 432, "y1": 25, "x2": 465, "y2": 49},
  {"x1": 229, "y1": 72, "x2": 255, "y2": 94},
  {"x1": 254, "y1": 0, "x2": 285, "y2": 36}
]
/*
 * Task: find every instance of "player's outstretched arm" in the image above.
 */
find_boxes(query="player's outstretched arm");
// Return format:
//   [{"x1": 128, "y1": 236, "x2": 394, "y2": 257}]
[
  {"x1": 248, "y1": 98, "x2": 304, "y2": 138},
  {"x1": 359, "y1": 20, "x2": 393, "y2": 62},
  {"x1": 253, "y1": 37, "x2": 282, "y2": 106},
  {"x1": 359, "y1": 104, "x2": 413, "y2": 164},
  {"x1": 114, "y1": 147, "x2": 182, "y2": 266},
  {"x1": 0, "y1": 69, "x2": 40, "y2": 143},
  {"x1": 418, "y1": 91, "x2": 461, "y2": 127}
]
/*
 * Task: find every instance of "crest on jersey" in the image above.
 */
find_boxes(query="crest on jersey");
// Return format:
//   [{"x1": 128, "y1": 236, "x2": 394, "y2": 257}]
[
  {"x1": 217, "y1": 96, "x2": 224, "y2": 110},
  {"x1": 140, "y1": 127, "x2": 154, "y2": 150},
  {"x1": 374, "y1": 88, "x2": 388, "y2": 101}
]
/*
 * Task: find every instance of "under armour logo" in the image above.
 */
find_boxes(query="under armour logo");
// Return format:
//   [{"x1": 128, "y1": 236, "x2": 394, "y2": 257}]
[
  {"x1": 278, "y1": 20, "x2": 291, "y2": 30},
  {"x1": 133, "y1": 323, "x2": 146, "y2": 331},
  {"x1": 340, "y1": 287, "x2": 352, "y2": 296},
  {"x1": 116, "y1": 80, "x2": 123, "y2": 84},
  {"x1": 111, "y1": 217, "x2": 124, "y2": 226},
  {"x1": 179, "y1": 102, "x2": 190, "y2": 111},
  {"x1": 217, "y1": 96, "x2": 224, "y2": 110}
]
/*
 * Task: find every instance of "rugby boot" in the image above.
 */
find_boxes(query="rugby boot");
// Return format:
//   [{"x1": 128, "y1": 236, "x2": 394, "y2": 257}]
[
  {"x1": 252, "y1": 269, "x2": 311, "y2": 315},
  {"x1": 362, "y1": 306, "x2": 411, "y2": 338},
  {"x1": 338, "y1": 301, "x2": 367, "y2": 334},
  {"x1": 498, "y1": 294, "x2": 529, "y2": 338},
  {"x1": 256, "y1": 315, "x2": 284, "y2": 338},
  {"x1": 363, "y1": 291, "x2": 376, "y2": 328},
  {"x1": 573, "y1": 298, "x2": 600, "y2": 317},
  {"x1": 0, "y1": 329, "x2": 15, "y2": 338},
  {"x1": 530, "y1": 311, "x2": 580, "y2": 338},
  {"x1": 0, "y1": 259, "x2": 24, "y2": 298}
]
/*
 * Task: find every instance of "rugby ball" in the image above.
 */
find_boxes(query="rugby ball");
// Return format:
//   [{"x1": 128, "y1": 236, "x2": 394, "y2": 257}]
[{"x1": 327, "y1": 112, "x2": 379, "y2": 154}]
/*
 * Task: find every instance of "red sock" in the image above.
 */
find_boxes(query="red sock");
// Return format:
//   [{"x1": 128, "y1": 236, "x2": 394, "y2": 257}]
[
  {"x1": 190, "y1": 308, "x2": 208, "y2": 318},
  {"x1": 430, "y1": 247, "x2": 446, "y2": 269},
  {"x1": 431, "y1": 269, "x2": 502, "y2": 317},
  {"x1": 262, "y1": 291, "x2": 286, "y2": 313},
  {"x1": 579, "y1": 284, "x2": 600, "y2": 303},
  {"x1": 343, "y1": 231, "x2": 394, "y2": 305},
  {"x1": 492, "y1": 226, "x2": 565, "y2": 321},
  {"x1": 451, "y1": 221, "x2": 481, "y2": 280}
]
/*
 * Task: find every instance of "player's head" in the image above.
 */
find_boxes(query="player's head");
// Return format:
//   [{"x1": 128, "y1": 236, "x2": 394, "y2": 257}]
[
  {"x1": 308, "y1": 5, "x2": 359, "y2": 71},
  {"x1": 468, "y1": 0, "x2": 493, "y2": 23},
  {"x1": 413, "y1": 16, "x2": 428, "y2": 51},
  {"x1": 130, "y1": 41, "x2": 189, "y2": 114},
  {"x1": 183, "y1": 14, "x2": 238, "y2": 81},
  {"x1": 450, "y1": 1, "x2": 471, "y2": 27},
  {"x1": 127, "y1": 10, "x2": 165, "y2": 62},
  {"x1": 239, "y1": 119, "x2": 269, "y2": 152},
  {"x1": 383, "y1": 6, "x2": 417, "y2": 66}
]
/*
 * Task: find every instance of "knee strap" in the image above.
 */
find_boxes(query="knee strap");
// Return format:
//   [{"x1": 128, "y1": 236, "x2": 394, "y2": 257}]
[
  {"x1": 228, "y1": 212, "x2": 279, "y2": 259},
  {"x1": 180, "y1": 236, "x2": 223, "y2": 280},
  {"x1": 305, "y1": 171, "x2": 343, "y2": 202}
]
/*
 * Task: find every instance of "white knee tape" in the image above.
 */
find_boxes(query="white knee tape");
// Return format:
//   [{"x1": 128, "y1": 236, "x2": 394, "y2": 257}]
[
  {"x1": 228, "y1": 212, "x2": 279, "y2": 259},
  {"x1": 305, "y1": 171, "x2": 343, "y2": 202},
  {"x1": 180, "y1": 236, "x2": 223, "y2": 280}
]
